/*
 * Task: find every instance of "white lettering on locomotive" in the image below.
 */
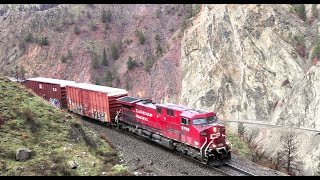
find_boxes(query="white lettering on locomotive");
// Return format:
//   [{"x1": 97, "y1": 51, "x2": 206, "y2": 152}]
[
  {"x1": 136, "y1": 109, "x2": 153, "y2": 117},
  {"x1": 181, "y1": 126, "x2": 189, "y2": 132},
  {"x1": 136, "y1": 114, "x2": 149, "y2": 121}
]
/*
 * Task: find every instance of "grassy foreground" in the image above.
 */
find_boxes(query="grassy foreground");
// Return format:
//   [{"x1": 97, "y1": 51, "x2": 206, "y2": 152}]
[{"x1": 0, "y1": 75, "x2": 131, "y2": 176}]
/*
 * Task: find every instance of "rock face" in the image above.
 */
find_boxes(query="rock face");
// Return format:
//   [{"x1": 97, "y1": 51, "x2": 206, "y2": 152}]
[
  {"x1": 16, "y1": 148, "x2": 32, "y2": 161},
  {"x1": 180, "y1": 4, "x2": 319, "y2": 130},
  {"x1": 179, "y1": 4, "x2": 320, "y2": 175}
]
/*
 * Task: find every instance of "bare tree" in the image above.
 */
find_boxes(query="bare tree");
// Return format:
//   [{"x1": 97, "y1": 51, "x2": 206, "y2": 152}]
[
  {"x1": 271, "y1": 151, "x2": 285, "y2": 171},
  {"x1": 279, "y1": 133, "x2": 303, "y2": 175},
  {"x1": 315, "y1": 155, "x2": 320, "y2": 176},
  {"x1": 238, "y1": 121, "x2": 246, "y2": 138}
]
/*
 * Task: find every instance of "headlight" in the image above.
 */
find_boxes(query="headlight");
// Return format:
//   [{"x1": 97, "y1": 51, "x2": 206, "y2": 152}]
[{"x1": 200, "y1": 131, "x2": 207, "y2": 136}]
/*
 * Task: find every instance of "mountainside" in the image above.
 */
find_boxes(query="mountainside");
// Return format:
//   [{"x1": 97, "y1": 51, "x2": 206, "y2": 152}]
[
  {"x1": 0, "y1": 4, "x2": 191, "y2": 103},
  {"x1": 0, "y1": 75, "x2": 131, "y2": 176}
]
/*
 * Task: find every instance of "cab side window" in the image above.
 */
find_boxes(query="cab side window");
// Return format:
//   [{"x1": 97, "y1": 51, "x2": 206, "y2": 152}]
[
  {"x1": 156, "y1": 106, "x2": 162, "y2": 114},
  {"x1": 166, "y1": 109, "x2": 174, "y2": 116},
  {"x1": 181, "y1": 117, "x2": 190, "y2": 125}
]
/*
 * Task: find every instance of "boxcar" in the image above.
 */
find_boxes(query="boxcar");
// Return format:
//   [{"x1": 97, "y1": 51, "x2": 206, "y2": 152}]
[
  {"x1": 66, "y1": 83, "x2": 128, "y2": 123},
  {"x1": 23, "y1": 77, "x2": 76, "y2": 108}
]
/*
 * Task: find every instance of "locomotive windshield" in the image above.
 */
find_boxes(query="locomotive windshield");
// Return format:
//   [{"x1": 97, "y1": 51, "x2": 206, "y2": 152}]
[{"x1": 192, "y1": 115, "x2": 218, "y2": 125}]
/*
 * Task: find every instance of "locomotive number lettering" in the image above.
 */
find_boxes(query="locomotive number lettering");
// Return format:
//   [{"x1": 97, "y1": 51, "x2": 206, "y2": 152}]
[
  {"x1": 136, "y1": 114, "x2": 149, "y2": 121},
  {"x1": 181, "y1": 126, "x2": 189, "y2": 132}
]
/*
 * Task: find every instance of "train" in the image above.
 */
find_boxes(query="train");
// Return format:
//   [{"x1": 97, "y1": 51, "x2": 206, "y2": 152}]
[{"x1": 22, "y1": 77, "x2": 232, "y2": 167}]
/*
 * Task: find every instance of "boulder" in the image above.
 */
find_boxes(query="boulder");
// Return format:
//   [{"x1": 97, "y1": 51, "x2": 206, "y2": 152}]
[
  {"x1": 16, "y1": 148, "x2": 32, "y2": 161},
  {"x1": 68, "y1": 160, "x2": 78, "y2": 169}
]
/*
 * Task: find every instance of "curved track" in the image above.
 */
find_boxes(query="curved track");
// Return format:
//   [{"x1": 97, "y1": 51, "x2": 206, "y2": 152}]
[{"x1": 79, "y1": 116, "x2": 255, "y2": 176}]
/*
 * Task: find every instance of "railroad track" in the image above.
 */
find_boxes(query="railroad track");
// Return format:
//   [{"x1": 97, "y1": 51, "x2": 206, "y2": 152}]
[{"x1": 78, "y1": 116, "x2": 255, "y2": 176}]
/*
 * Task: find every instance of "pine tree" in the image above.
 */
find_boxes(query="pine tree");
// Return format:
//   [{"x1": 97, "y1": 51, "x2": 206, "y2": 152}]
[
  {"x1": 111, "y1": 43, "x2": 118, "y2": 60},
  {"x1": 102, "y1": 48, "x2": 107, "y2": 66}
]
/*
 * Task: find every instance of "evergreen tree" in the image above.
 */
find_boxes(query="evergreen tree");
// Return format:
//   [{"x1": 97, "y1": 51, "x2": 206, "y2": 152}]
[{"x1": 102, "y1": 48, "x2": 107, "y2": 66}]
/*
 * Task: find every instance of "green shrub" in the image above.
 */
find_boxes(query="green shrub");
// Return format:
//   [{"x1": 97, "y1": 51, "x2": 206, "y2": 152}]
[
  {"x1": 111, "y1": 43, "x2": 118, "y2": 60},
  {"x1": 92, "y1": 55, "x2": 99, "y2": 69},
  {"x1": 106, "y1": 10, "x2": 112, "y2": 22},
  {"x1": 312, "y1": 41, "x2": 320, "y2": 59},
  {"x1": 61, "y1": 55, "x2": 67, "y2": 63},
  {"x1": 95, "y1": 77, "x2": 100, "y2": 85},
  {"x1": 102, "y1": 9, "x2": 107, "y2": 23},
  {"x1": 127, "y1": 56, "x2": 136, "y2": 70},
  {"x1": 144, "y1": 57, "x2": 154, "y2": 72},
  {"x1": 105, "y1": 69, "x2": 113, "y2": 86},
  {"x1": 102, "y1": 48, "x2": 107, "y2": 66},
  {"x1": 25, "y1": 33, "x2": 33, "y2": 43},
  {"x1": 74, "y1": 26, "x2": 80, "y2": 35},
  {"x1": 138, "y1": 31, "x2": 146, "y2": 45},
  {"x1": 312, "y1": 4, "x2": 318, "y2": 18},
  {"x1": 156, "y1": 43, "x2": 163, "y2": 56},
  {"x1": 38, "y1": 37, "x2": 49, "y2": 46},
  {"x1": 292, "y1": 4, "x2": 306, "y2": 21}
]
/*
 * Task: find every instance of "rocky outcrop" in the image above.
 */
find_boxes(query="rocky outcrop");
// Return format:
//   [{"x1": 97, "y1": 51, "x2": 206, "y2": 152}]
[{"x1": 16, "y1": 148, "x2": 32, "y2": 161}]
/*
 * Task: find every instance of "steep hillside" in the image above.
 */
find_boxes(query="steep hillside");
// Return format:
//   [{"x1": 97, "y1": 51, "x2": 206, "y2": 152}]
[
  {"x1": 0, "y1": 75, "x2": 131, "y2": 176},
  {"x1": 0, "y1": 4, "x2": 193, "y2": 103}
]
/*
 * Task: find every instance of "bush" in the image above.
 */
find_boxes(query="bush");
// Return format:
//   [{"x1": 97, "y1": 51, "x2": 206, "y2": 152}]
[
  {"x1": 95, "y1": 77, "x2": 100, "y2": 85},
  {"x1": 61, "y1": 55, "x2": 67, "y2": 63},
  {"x1": 92, "y1": 55, "x2": 99, "y2": 69},
  {"x1": 155, "y1": 34, "x2": 161, "y2": 41},
  {"x1": 156, "y1": 9, "x2": 161, "y2": 18},
  {"x1": 127, "y1": 56, "x2": 136, "y2": 70},
  {"x1": 111, "y1": 43, "x2": 118, "y2": 60},
  {"x1": 105, "y1": 69, "x2": 113, "y2": 86},
  {"x1": 156, "y1": 43, "x2": 163, "y2": 56},
  {"x1": 312, "y1": 4, "x2": 318, "y2": 18},
  {"x1": 144, "y1": 57, "x2": 154, "y2": 72},
  {"x1": 101, "y1": 48, "x2": 108, "y2": 66},
  {"x1": 293, "y1": 4, "x2": 306, "y2": 21},
  {"x1": 106, "y1": 10, "x2": 112, "y2": 22},
  {"x1": 25, "y1": 33, "x2": 33, "y2": 43},
  {"x1": 38, "y1": 36, "x2": 49, "y2": 46},
  {"x1": 138, "y1": 31, "x2": 146, "y2": 45},
  {"x1": 294, "y1": 35, "x2": 305, "y2": 46},
  {"x1": 312, "y1": 40, "x2": 320, "y2": 59},
  {"x1": 102, "y1": 9, "x2": 107, "y2": 23},
  {"x1": 74, "y1": 26, "x2": 80, "y2": 35}
]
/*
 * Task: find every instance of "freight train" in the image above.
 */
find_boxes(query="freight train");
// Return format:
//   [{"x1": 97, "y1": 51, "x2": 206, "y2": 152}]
[{"x1": 22, "y1": 77, "x2": 232, "y2": 166}]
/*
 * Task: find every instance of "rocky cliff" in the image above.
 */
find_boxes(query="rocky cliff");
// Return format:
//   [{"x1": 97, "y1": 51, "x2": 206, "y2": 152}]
[
  {"x1": 179, "y1": 4, "x2": 320, "y2": 175},
  {"x1": 180, "y1": 4, "x2": 320, "y2": 130}
]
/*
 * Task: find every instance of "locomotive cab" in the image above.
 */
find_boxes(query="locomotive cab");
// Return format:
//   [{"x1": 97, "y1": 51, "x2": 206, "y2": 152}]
[{"x1": 180, "y1": 110, "x2": 232, "y2": 166}]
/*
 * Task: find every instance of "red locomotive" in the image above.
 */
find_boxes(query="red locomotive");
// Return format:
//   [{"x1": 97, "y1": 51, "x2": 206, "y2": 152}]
[
  {"x1": 22, "y1": 77, "x2": 231, "y2": 166},
  {"x1": 116, "y1": 96, "x2": 231, "y2": 166}
]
